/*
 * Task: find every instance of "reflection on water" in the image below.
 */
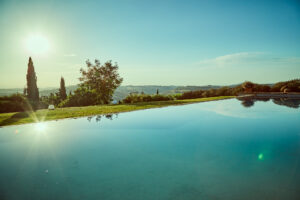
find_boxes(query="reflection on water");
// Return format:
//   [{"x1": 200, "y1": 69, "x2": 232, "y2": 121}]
[
  {"x1": 241, "y1": 99, "x2": 255, "y2": 107},
  {"x1": 87, "y1": 114, "x2": 118, "y2": 123},
  {"x1": 0, "y1": 99, "x2": 299, "y2": 200},
  {"x1": 272, "y1": 98, "x2": 300, "y2": 108},
  {"x1": 237, "y1": 97, "x2": 300, "y2": 108}
]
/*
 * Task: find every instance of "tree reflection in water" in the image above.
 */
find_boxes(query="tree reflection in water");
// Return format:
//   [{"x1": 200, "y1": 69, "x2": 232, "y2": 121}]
[
  {"x1": 241, "y1": 99, "x2": 255, "y2": 108},
  {"x1": 87, "y1": 113, "x2": 119, "y2": 123},
  {"x1": 272, "y1": 98, "x2": 300, "y2": 108},
  {"x1": 237, "y1": 97, "x2": 300, "y2": 108}
]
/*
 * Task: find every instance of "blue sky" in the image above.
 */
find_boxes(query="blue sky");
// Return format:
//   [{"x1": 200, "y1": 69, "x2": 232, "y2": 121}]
[{"x1": 0, "y1": 0, "x2": 299, "y2": 88}]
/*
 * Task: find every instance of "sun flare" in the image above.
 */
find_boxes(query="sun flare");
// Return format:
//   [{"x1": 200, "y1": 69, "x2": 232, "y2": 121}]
[
  {"x1": 35, "y1": 122, "x2": 47, "y2": 132},
  {"x1": 25, "y1": 34, "x2": 50, "y2": 55}
]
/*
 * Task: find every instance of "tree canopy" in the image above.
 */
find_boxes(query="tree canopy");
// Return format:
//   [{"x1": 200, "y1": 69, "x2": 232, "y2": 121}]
[
  {"x1": 78, "y1": 60, "x2": 123, "y2": 104},
  {"x1": 60, "y1": 59, "x2": 123, "y2": 107},
  {"x1": 59, "y1": 77, "x2": 67, "y2": 100},
  {"x1": 26, "y1": 57, "x2": 39, "y2": 102}
]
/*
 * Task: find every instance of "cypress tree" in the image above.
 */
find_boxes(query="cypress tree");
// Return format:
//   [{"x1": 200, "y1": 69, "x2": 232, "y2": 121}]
[
  {"x1": 59, "y1": 77, "x2": 67, "y2": 100},
  {"x1": 23, "y1": 87, "x2": 27, "y2": 96},
  {"x1": 26, "y1": 57, "x2": 39, "y2": 102}
]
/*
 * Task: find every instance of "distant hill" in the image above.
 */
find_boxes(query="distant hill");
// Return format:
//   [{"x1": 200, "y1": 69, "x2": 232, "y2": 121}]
[
  {"x1": 1, "y1": 83, "x2": 273, "y2": 101},
  {"x1": 0, "y1": 85, "x2": 229, "y2": 100},
  {"x1": 0, "y1": 86, "x2": 78, "y2": 97}
]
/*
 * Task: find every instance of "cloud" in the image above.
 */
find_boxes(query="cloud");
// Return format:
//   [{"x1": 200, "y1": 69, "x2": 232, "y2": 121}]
[
  {"x1": 214, "y1": 52, "x2": 264, "y2": 63},
  {"x1": 198, "y1": 101, "x2": 262, "y2": 119},
  {"x1": 196, "y1": 52, "x2": 300, "y2": 69},
  {"x1": 204, "y1": 105, "x2": 260, "y2": 118},
  {"x1": 64, "y1": 54, "x2": 77, "y2": 57}
]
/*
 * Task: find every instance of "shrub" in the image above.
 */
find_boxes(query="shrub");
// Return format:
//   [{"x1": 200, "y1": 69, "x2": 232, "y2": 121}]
[
  {"x1": 271, "y1": 79, "x2": 300, "y2": 92},
  {"x1": 177, "y1": 90, "x2": 204, "y2": 99},
  {"x1": 59, "y1": 87, "x2": 97, "y2": 107},
  {"x1": 122, "y1": 94, "x2": 174, "y2": 103},
  {"x1": 0, "y1": 94, "x2": 29, "y2": 113}
]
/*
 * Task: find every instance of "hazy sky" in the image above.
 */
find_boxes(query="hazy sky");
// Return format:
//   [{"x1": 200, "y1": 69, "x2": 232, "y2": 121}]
[{"x1": 0, "y1": 0, "x2": 299, "y2": 88}]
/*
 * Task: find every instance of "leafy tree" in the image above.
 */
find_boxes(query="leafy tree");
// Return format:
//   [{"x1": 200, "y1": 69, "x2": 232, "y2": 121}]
[
  {"x1": 79, "y1": 59, "x2": 123, "y2": 104},
  {"x1": 59, "y1": 87, "x2": 97, "y2": 107},
  {"x1": 59, "y1": 77, "x2": 67, "y2": 100},
  {"x1": 60, "y1": 60, "x2": 123, "y2": 107},
  {"x1": 242, "y1": 81, "x2": 255, "y2": 93},
  {"x1": 26, "y1": 57, "x2": 39, "y2": 102}
]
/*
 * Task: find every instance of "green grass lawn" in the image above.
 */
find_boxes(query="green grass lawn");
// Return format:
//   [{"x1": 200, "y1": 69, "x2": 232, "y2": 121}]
[{"x1": 0, "y1": 96, "x2": 234, "y2": 127}]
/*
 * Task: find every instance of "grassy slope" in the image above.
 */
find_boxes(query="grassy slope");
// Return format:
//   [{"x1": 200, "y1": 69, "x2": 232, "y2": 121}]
[{"x1": 0, "y1": 96, "x2": 234, "y2": 127}]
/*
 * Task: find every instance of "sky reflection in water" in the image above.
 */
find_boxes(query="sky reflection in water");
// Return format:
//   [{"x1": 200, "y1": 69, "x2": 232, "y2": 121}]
[{"x1": 0, "y1": 99, "x2": 299, "y2": 200}]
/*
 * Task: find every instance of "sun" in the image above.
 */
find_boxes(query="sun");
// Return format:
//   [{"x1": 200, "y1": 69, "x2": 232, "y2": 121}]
[
  {"x1": 35, "y1": 122, "x2": 47, "y2": 132},
  {"x1": 25, "y1": 33, "x2": 50, "y2": 55}
]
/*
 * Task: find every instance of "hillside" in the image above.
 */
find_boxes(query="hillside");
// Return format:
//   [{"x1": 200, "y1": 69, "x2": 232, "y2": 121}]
[{"x1": 0, "y1": 85, "x2": 228, "y2": 100}]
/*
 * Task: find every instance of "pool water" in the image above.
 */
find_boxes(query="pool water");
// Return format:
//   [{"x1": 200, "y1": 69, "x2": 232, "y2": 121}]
[{"x1": 0, "y1": 99, "x2": 299, "y2": 200}]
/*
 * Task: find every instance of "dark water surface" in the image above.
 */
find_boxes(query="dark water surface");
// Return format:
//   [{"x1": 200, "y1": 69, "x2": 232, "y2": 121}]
[{"x1": 0, "y1": 99, "x2": 299, "y2": 200}]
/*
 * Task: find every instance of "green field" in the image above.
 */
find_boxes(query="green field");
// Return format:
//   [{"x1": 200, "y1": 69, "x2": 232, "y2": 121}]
[{"x1": 0, "y1": 96, "x2": 234, "y2": 127}]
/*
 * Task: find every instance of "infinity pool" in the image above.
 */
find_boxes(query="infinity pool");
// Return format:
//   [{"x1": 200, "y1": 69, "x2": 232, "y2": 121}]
[{"x1": 0, "y1": 99, "x2": 299, "y2": 200}]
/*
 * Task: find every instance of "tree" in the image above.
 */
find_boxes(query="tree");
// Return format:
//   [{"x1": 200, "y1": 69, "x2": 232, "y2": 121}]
[
  {"x1": 59, "y1": 77, "x2": 67, "y2": 100},
  {"x1": 23, "y1": 87, "x2": 27, "y2": 96},
  {"x1": 271, "y1": 79, "x2": 300, "y2": 92},
  {"x1": 241, "y1": 99, "x2": 255, "y2": 108},
  {"x1": 26, "y1": 57, "x2": 39, "y2": 102},
  {"x1": 78, "y1": 59, "x2": 123, "y2": 104},
  {"x1": 242, "y1": 81, "x2": 255, "y2": 93},
  {"x1": 156, "y1": 89, "x2": 159, "y2": 95}
]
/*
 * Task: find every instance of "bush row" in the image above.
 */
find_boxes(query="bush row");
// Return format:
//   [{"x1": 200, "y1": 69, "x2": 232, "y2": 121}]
[
  {"x1": 122, "y1": 94, "x2": 176, "y2": 103},
  {"x1": 0, "y1": 94, "x2": 47, "y2": 113}
]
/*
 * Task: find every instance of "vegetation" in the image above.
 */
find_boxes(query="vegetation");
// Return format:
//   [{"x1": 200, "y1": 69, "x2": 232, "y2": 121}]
[
  {"x1": 0, "y1": 96, "x2": 233, "y2": 126},
  {"x1": 39, "y1": 77, "x2": 68, "y2": 107},
  {"x1": 59, "y1": 87, "x2": 98, "y2": 107},
  {"x1": 177, "y1": 80, "x2": 299, "y2": 100},
  {"x1": 0, "y1": 85, "x2": 180, "y2": 100},
  {"x1": 60, "y1": 60, "x2": 123, "y2": 107},
  {"x1": 0, "y1": 94, "x2": 48, "y2": 113},
  {"x1": 2, "y1": 80, "x2": 298, "y2": 102},
  {"x1": 123, "y1": 93, "x2": 176, "y2": 103},
  {"x1": 0, "y1": 94, "x2": 29, "y2": 113},
  {"x1": 177, "y1": 86, "x2": 243, "y2": 100},
  {"x1": 271, "y1": 79, "x2": 300, "y2": 92},
  {"x1": 241, "y1": 81, "x2": 271, "y2": 93},
  {"x1": 25, "y1": 57, "x2": 39, "y2": 102},
  {"x1": 40, "y1": 92, "x2": 61, "y2": 106},
  {"x1": 59, "y1": 77, "x2": 67, "y2": 100},
  {"x1": 0, "y1": 56, "x2": 299, "y2": 116},
  {"x1": 120, "y1": 84, "x2": 252, "y2": 103}
]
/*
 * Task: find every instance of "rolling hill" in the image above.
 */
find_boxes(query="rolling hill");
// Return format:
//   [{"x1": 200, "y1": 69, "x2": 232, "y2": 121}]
[{"x1": 0, "y1": 85, "x2": 229, "y2": 101}]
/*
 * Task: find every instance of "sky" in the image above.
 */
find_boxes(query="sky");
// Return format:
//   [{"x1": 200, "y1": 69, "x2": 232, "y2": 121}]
[{"x1": 0, "y1": 0, "x2": 299, "y2": 88}]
